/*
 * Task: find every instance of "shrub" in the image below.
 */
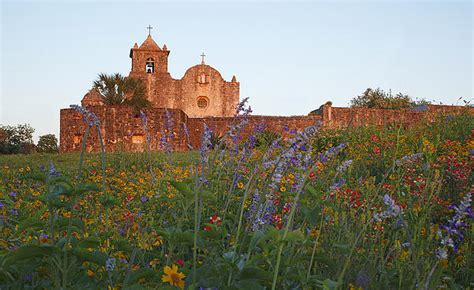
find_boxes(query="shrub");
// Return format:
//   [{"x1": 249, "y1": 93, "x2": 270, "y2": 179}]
[
  {"x1": 350, "y1": 87, "x2": 430, "y2": 109},
  {"x1": 0, "y1": 124, "x2": 35, "y2": 154},
  {"x1": 36, "y1": 134, "x2": 59, "y2": 153}
]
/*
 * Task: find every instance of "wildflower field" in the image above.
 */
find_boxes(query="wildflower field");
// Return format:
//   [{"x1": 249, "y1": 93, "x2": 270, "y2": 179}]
[{"x1": 0, "y1": 106, "x2": 472, "y2": 289}]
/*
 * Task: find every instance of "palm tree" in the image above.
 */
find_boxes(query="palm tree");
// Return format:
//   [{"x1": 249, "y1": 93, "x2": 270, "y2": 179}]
[{"x1": 93, "y1": 73, "x2": 150, "y2": 110}]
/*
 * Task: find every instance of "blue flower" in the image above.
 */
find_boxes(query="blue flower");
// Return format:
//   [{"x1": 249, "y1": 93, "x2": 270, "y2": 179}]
[
  {"x1": 373, "y1": 195, "x2": 401, "y2": 222},
  {"x1": 436, "y1": 192, "x2": 472, "y2": 258},
  {"x1": 395, "y1": 153, "x2": 423, "y2": 167},
  {"x1": 105, "y1": 257, "x2": 116, "y2": 272},
  {"x1": 49, "y1": 162, "x2": 61, "y2": 177},
  {"x1": 336, "y1": 160, "x2": 353, "y2": 174}
]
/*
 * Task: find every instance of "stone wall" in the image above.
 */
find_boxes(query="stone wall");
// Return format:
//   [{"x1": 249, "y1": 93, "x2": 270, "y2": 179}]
[
  {"x1": 321, "y1": 104, "x2": 472, "y2": 128},
  {"x1": 60, "y1": 104, "x2": 472, "y2": 153},
  {"x1": 60, "y1": 106, "x2": 188, "y2": 153},
  {"x1": 187, "y1": 115, "x2": 323, "y2": 149}
]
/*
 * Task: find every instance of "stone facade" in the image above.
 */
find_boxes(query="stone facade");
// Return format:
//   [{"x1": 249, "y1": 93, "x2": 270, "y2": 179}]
[
  {"x1": 82, "y1": 34, "x2": 239, "y2": 118},
  {"x1": 60, "y1": 103, "x2": 471, "y2": 153},
  {"x1": 60, "y1": 33, "x2": 472, "y2": 153}
]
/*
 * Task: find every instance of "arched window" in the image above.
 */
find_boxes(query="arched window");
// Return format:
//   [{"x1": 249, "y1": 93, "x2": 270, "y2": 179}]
[
  {"x1": 197, "y1": 96, "x2": 209, "y2": 108},
  {"x1": 197, "y1": 73, "x2": 207, "y2": 84},
  {"x1": 146, "y1": 58, "x2": 154, "y2": 73}
]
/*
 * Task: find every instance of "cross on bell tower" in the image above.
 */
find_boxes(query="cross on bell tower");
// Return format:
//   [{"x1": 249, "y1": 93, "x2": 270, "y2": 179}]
[
  {"x1": 147, "y1": 25, "x2": 153, "y2": 36},
  {"x1": 200, "y1": 52, "x2": 206, "y2": 65}
]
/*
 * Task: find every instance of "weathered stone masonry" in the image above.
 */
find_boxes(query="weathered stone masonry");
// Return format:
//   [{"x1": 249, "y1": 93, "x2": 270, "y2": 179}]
[
  {"x1": 60, "y1": 33, "x2": 472, "y2": 153},
  {"x1": 60, "y1": 103, "x2": 471, "y2": 153}
]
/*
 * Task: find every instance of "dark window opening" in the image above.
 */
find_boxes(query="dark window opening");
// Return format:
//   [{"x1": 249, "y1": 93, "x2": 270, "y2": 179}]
[
  {"x1": 197, "y1": 96, "x2": 208, "y2": 108},
  {"x1": 146, "y1": 58, "x2": 154, "y2": 73}
]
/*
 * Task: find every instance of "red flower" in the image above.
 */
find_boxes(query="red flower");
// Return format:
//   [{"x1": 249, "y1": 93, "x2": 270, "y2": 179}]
[
  {"x1": 371, "y1": 135, "x2": 379, "y2": 142},
  {"x1": 209, "y1": 215, "x2": 222, "y2": 225},
  {"x1": 176, "y1": 259, "x2": 184, "y2": 267},
  {"x1": 373, "y1": 147, "x2": 381, "y2": 155}
]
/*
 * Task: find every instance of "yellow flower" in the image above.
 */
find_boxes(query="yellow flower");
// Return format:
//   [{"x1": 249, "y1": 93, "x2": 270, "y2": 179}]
[
  {"x1": 420, "y1": 227, "x2": 426, "y2": 237},
  {"x1": 310, "y1": 229, "x2": 320, "y2": 238},
  {"x1": 149, "y1": 258, "x2": 160, "y2": 268},
  {"x1": 399, "y1": 250, "x2": 410, "y2": 261},
  {"x1": 348, "y1": 283, "x2": 362, "y2": 290},
  {"x1": 63, "y1": 211, "x2": 72, "y2": 218},
  {"x1": 237, "y1": 182, "x2": 244, "y2": 189},
  {"x1": 412, "y1": 203, "x2": 421, "y2": 214},
  {"x1": 454, "y1": 255, "x2": 465, "y2": 267},
  {"x1": 439, "y1": 259, "x2": 448, "y2": 269},
  {"x1": 280, "y1": 186, "x2": 286, "y2": 192},
  {"x1": 162, "y1": 264, "x2": 185, "y2": 289},
  {"x1": 87, "y1": 269, "x2": 95, "y2": 277}
]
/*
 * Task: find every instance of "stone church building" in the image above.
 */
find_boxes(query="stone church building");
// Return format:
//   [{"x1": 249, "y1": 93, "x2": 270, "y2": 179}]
[
  {"x1": 81, "y1": 33, "x2": 240, "y2": 118},
  {"x1": 60, "y1": 32, "x2": 470, "y2": 153}
]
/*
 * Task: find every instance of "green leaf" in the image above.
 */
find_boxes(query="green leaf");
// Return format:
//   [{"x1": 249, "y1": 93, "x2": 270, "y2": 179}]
[
  {"x1": 71, "y1": 249, "x2": 107, "y2": 266},
  {"x1": 169, "y1": 180, "x2": 193, "y2": 197},
  {"x1": 48, "y1": 182, "x2": 73, "y2": 199},
  {"x1": 283, "y1": 229, "x2": 305, "y2": 242},
  {"x1": 112, "y1": 239, "x2": 133, "y2": 252},
  {"x1": 55, "y1": 217, "x2": 85, "y2": 232},
  {"x1": 248, "y1": 230, "x2": 265, "y2": 252},
  {"x1": 78, "y1": 237, "x2": 101, "y2": 249},
  {"x1": 99, "y1": 195, "x2": 118, "y2": 208},
  {"x1": 305, "y1": 185, "x2": 320, "y2": 197},
  {"x1": 74, "y1": 183, "x2": 100, "y2": 195},
  {"x1": 234, "y1": 280, "x2": 266, "y2": 290},
  {"x1": 238, "y1": 266, "x2": 273, "y2": 282},
  {"x1": 18, "y1": 217, "x2": 45, "y2": 231},
  {"x1": 128, "y1": 268, "x2": 157, "y2": 284},
  {"x1": 23, "y1": 172, "x2": 47, "y2": 182},
  {"x1": 322, "y1": 278, "x2": 339, "y2": 290},
  {"x1": 3, "y1": 245, "x2": 56, "y2": 266}
]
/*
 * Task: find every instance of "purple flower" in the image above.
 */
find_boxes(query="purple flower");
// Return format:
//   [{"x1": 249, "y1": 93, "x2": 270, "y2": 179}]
[
  {"x1": 182, "y1": 122, "x2": 193, "y2": 150},
  {"x1": 10, "y1": 209, "x2": 19, "y2": 216},
  {"x1": 435, "y1": 248, "x2": 447, "y2": 259},
  {"x1": 395, "y1": 153, "x2": 423, "y2": 167},
  {"x1": 70, "y1": 104, "x2": 100, "y2": 127},
  {"x1": 105, "y1": 257, "x2": 116, "y2": 271},
  {"x1": 436, "y1": 192, "x2": 472, "y2": 257},
  {"x1": 356, "y1": 270, "x2": 370, "y2": 288},
  {"x1": 319, "y1": 143, "x2": 348, "y2": 164},
  {"x1": 0, "y1": 202, "x2": 4, "y2": 209},
  {"x1": 330, "y1": 178, "x2": 346, "y2": 191},
  {"x1": 336, "y1": 160, "x2": 353, "y2": 174},
  {"x1": 140, "y1": 196, "x2": 148, "y2": 203},
  {"x1": 200, "y1": 124, "x2": 212, "y2": 163},
  {"x1": 49, "y1": 162, "x2": 61, "y2": 177},
  {"x1": 373, "y1": 195, "x2": 401, "y2": 222},
  {"x1": 9, "y1": 192, "x2": 17, "y2": 199}
]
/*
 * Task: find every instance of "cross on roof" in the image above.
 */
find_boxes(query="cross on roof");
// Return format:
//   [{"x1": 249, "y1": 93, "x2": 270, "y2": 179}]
[
  {"x1": 147, "y1": 25, "x2": 153, "y2": 36},
  {"x1": 200, "y1": 52, "x2": 206, "y2": 64}
]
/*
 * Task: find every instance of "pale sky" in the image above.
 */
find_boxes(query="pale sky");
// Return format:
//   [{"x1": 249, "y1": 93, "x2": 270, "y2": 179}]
[{"x1": 1, "y1": 1, "x2": 472, "y2": 141}]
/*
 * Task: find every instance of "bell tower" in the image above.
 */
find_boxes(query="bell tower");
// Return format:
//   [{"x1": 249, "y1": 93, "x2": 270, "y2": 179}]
[{"x1": 129, "y1": 27, "x2": 170, "y2": 76}]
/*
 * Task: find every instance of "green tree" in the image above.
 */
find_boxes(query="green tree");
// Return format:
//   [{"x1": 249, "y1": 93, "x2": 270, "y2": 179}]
[
  {"x1": 350, "y1": 88, "x2": 428, "y2": 109},
  {"x1": 93, "y1": 73, "x2": 150, "y2": 111},
  {"x1": 0, "y1": 124, "x2": 35, "y2": 154},
  {"x1": 36, "y1": 134, "x2": 59, "y2": 153}
]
